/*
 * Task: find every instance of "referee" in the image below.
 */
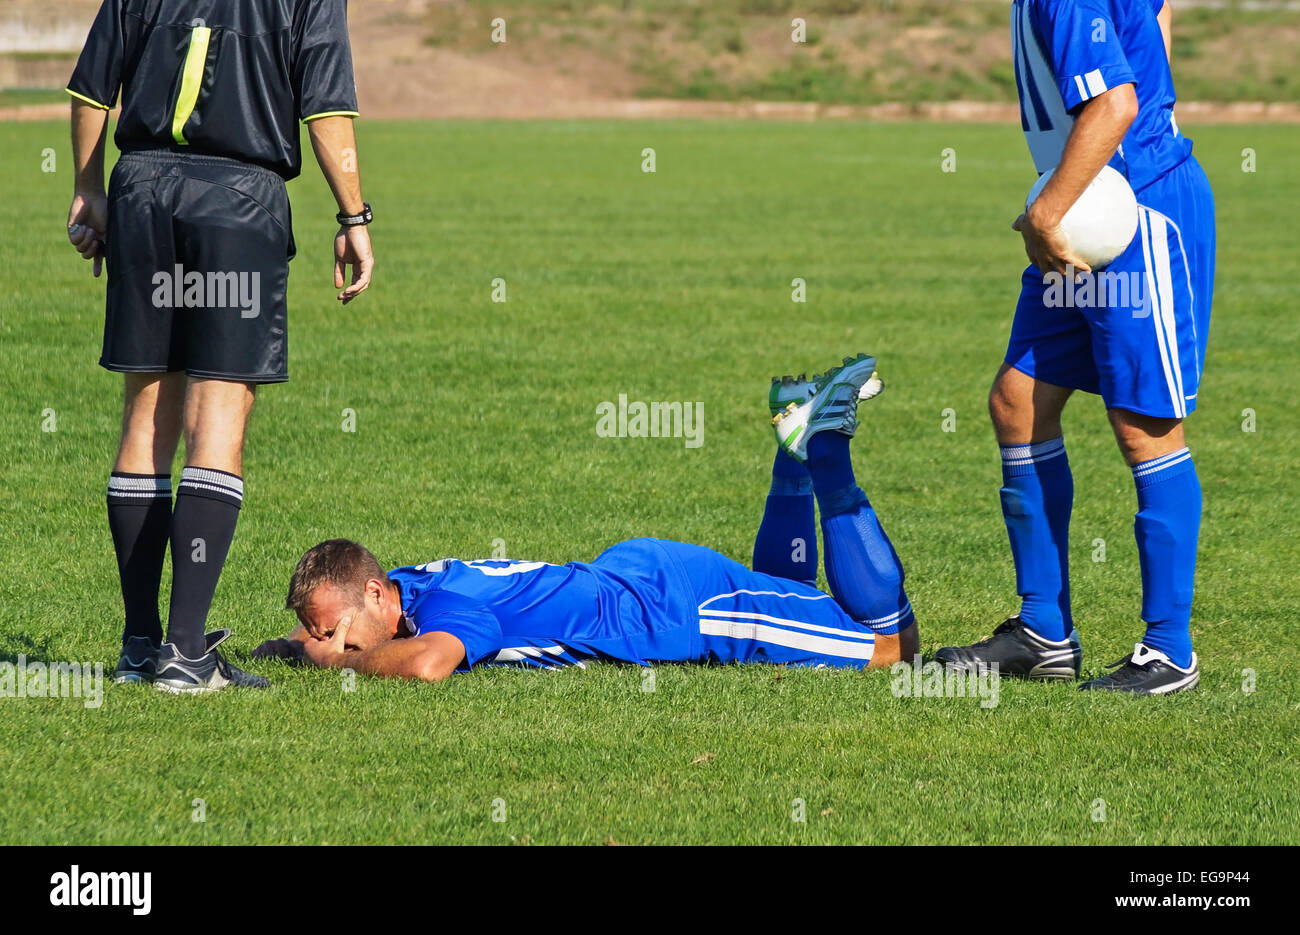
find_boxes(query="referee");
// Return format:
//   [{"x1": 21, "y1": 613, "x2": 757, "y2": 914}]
[{"x1": 65, "y1": 0, "x2": 374, "y2": 693}]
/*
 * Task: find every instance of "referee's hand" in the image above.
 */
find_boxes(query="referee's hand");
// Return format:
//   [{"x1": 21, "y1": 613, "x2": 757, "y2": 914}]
[
  {"x1": 334, "y1": 225, "x2": 374, "y2": 304},
  {"x1": 67, "y1": 192, "x2": 108, "y2": 277}
]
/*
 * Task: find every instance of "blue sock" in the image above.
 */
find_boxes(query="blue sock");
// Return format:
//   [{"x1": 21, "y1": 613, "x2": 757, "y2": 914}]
[
  {"x1": 819, "y1": 491, "x2": 914, "y2": 635},
  {"x1": 753, "y1": 450, "x2": 817, "y2": 584},
  {"x1": 770, "y1": 447, "x2": 808, "y2": 489},
  {"x1": 1132, "y1": 448, "x2": 1199, "y2": 668},
  {"x1": 804, "y1": 432, "x2": 913, "y2": 634},
  {"x1": 806, "y1": 431, "x2": 855, "y2": 501},
  {"x1": 999, "y1": 437, "x2": 1073, "y2": 641}
]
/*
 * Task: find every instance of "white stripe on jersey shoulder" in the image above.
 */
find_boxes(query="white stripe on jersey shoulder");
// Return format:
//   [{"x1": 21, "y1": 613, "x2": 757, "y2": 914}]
[
  {"x1": 412, "y1": 558, "x2": 455, "y2": 573},
  {"x1": 1084, "y1": 68, "x2": 1107, "y2": 98}
]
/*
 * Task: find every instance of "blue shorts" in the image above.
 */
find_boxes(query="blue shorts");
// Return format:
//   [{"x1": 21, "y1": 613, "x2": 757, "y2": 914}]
[
  {"x1": 607, "y1": 539, "x2": 877, "y2": 668},
  {"x1": 1005, "y1": 156, "x2": 1215, "y2": 418}
]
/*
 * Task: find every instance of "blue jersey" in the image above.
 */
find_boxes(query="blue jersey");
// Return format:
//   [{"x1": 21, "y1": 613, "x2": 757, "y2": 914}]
[
  {"x1": 1012, "y1": 0, "x2": 1191, "y2": 192},
  {"x1": 387, "y1": 539, "x2": 700, "y2": 672},
  {"x1": 387, "y1": 538, "x2": 882, "y2": 673}
]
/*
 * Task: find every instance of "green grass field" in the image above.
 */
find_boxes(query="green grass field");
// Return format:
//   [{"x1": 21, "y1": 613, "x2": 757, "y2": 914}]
[{"x1": 2, "y1": 119, "x2": 1297, "y2": 844}]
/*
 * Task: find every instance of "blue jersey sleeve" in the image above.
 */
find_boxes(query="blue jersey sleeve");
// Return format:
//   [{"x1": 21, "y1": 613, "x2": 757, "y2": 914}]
[
  {"x1": 1033, "y1": 0, "x2": 1136, "y2": 112},
  {"x1": 406, "y1": 590, "x2": 504, "y2": 671}
]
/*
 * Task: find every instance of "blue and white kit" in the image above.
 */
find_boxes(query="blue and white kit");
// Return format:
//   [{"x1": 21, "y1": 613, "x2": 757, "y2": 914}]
[
  {"x1": 1006, "y1": 0, "x2": 1215, "y2": 419},
  {"x1": 388, "y1": 538, "x2": 899, "y2": 672}
]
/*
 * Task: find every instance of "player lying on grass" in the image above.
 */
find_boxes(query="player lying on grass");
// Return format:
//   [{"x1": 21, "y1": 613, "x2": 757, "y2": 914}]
[{"x1": 253, "y1": 353, "x2": 919, "y2": 680}]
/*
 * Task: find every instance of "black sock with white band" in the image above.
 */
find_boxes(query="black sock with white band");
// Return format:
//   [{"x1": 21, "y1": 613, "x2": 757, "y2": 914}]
[
  {"x1": 106, "y1": 472, "x2": 172, "y2": 644},
  {"x1": 165, "y1": 466, "x2": 243, "y2": 659}
]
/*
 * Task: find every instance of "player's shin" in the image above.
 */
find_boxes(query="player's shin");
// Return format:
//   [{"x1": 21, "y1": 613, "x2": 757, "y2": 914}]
[
  {"x1": 752, "y1": 449, "x2": 818, "y2": 585},
  {"x1": 1133, "y1": 449, "x2": 1200, "y2": 668},
  {"x1": 820, "y1": 494, "x2": 914, "y2": 635},
  {"x1": 999, "y1": 438, "x2": 1073, "y2": 641},
  {"x1": 806, "y1": 430, "x2": 915, "y2": 638}
]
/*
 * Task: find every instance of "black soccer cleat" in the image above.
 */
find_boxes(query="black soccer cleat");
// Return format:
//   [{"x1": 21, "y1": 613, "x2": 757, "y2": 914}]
[
  {"x1": 113, "y1": 635, "x2": 160, "y2": 684},
  {"x1": 1078, "y1": 642, "x2": 1199, "y2": 695},
  {"x1": 153, "y1": 629, "x2": 271, "y2": 694},
  {"x1": 933, "y1": 616, "x2": 1081, "y2": 681}
]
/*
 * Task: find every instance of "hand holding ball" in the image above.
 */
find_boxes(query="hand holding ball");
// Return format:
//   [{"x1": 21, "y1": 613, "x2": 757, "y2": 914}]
[{"x1": 1025, "y1": 165, "x2": 1139, "y2": 269}]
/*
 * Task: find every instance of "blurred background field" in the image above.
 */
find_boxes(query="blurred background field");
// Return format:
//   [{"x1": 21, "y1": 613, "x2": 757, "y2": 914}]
[{"x1": 4, "y1": 0, "x2": 1300, "y2": 120}]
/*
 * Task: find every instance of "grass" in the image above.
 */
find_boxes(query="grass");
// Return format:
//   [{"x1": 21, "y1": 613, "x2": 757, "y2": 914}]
[{"x1": 1, "y1": 118, "x2": 1297, "y2": 844}]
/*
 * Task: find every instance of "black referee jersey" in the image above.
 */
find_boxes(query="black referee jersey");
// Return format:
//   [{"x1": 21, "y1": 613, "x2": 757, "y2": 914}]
[{"x1": 68, "y1": 0, "x2": 359, "y2": 180}]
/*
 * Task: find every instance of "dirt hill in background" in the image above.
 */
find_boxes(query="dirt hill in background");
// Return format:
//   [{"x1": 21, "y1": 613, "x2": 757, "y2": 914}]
[{"x1": 4, "y1": 0, "x2": 1298, "y2": 121}]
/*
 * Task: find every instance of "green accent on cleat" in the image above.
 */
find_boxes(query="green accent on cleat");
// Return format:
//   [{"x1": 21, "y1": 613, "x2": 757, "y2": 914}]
[{"x1": 770, "y1": 352, "x2": 881, "y2": 462}]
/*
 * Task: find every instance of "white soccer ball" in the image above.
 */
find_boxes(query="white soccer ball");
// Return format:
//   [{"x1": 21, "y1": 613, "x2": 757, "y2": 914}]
[{"x1": 1025, "y1": 164, "x2": 1138, "y2": 269}]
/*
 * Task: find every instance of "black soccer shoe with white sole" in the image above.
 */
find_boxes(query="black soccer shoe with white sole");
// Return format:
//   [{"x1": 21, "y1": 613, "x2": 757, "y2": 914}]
[
  {"x1": 113, "y1": 635, "x2": 160, "y2": 684},
  {"x1": 933, "y1": 616, "x2": 1082, "y2": 681},
  {"x1": 153, "y1": 629, "x2": 270, "y2": 694},
  {"x1": 1078, "y1": 642, "x2": 1199, "y2": 695}
]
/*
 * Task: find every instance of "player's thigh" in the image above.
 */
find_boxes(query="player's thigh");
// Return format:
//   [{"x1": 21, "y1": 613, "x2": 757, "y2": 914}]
[
  {"x1": 172, "y1": 161, "x2": 293, "y2": 385},
  {"x1": 1081, "y1": 202, "x2": 1201, "y2": 419},
  {"x1": 658, "y1": 541, "x2": 878, "y2": 667},
  {"x1": 1004, "y1": 264, "x2": 1100, "y2": 399}
]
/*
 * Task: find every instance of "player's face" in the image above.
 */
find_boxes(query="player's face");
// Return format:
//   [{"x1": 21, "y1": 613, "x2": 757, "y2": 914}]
[{"x1": 299, "y1": 583, "x2": 388, "y2": 651}]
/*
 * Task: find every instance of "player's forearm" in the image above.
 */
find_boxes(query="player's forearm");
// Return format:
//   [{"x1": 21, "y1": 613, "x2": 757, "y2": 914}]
[
  {"x1": 330, "y1": 641, "x2": 455, "y2": 682},
  {"x1": 70, "y1": 100, "x2": 108, "y2": 195},
  {"x1": 307, "y1": 116, "x2": 365, "y2": 216},
  {"x1": 1027, "y1": 83, "x2": 1138, "y2": 229}
]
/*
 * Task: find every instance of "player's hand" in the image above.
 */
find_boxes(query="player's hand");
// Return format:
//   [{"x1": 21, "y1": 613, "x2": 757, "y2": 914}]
[
  {"x1": 302, "y1": 615, "x2": 352, "y2": 668},
  {"x1": 333, "y1": 225, "x2": 373, "y2": 305},
  {"x1": 68, "y1": 192, "x2": 108, "y2": 277},
  {"x1": 251, "y1": 638, "x2": 306, "y2": 661},
  {"x1": 1013, "y1": 210, "x2": 1091, "y2": 280}
]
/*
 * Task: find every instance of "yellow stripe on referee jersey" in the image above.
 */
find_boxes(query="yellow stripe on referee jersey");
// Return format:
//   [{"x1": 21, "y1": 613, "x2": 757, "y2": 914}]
[
  {"x1": 171, "y1": 25, "x2": 212, "y2": 145},
  {"x1": 66, "y1": 88, "x2": 111, "y2": 110},
  {"x1": 302, "y1": 110, "x2": 360, "y2": 122}
]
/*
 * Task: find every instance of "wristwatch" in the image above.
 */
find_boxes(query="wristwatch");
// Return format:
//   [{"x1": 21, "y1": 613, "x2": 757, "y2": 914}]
[{"x1": 336, "y1": 202, "x2": 373, "y2": 227}]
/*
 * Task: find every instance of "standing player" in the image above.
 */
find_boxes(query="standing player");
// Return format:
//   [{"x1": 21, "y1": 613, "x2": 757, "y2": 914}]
[
  {"x1": 936, "y1": 1, "x2": 1214, "y2": 693},
  {"x1": 253, "y1": 355, "x2": 920, "y2": 680},
  {"x1": 65, "y1": 0, "x2": 375, "y2": 692}
]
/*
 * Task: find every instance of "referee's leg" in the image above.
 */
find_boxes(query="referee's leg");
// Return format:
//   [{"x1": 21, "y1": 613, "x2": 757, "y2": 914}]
[
  {"x1": 163, "y1": 378, "x2": 256, "y2": 659},
  {"x1": 107, "y1": 373, "x2": 184, "y2": 647}
]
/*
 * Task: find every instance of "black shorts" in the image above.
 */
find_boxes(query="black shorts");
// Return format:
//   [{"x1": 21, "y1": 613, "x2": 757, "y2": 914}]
[{"x1": 102, "y1": 150, "x2": 295, "y2": 384}]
